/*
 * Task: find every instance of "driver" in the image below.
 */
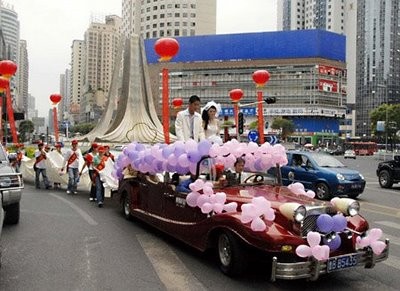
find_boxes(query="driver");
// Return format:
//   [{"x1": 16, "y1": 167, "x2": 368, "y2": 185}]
[{"x1": 225, "y1": 157, "x2": 246, "y2": 185}]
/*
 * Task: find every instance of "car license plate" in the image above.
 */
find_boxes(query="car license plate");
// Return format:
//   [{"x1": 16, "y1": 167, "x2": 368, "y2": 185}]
[
  {"x1": 327, "y1": 254, "x2": 358, "y2": 272},
  {"x1": 351, "y1": 184, "x2": 362, "y2": 189}
]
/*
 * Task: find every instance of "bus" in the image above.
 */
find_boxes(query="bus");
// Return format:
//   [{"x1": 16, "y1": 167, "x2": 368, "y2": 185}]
[{"x1": 344, "y1": 141, "x2": 378, "y2": 156}]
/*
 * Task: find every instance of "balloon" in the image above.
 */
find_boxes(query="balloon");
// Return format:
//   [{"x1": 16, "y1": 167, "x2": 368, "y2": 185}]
[
  {"x1": 198, "y1": 139, "x2": 212, "y2": 156},
  {"x1": 162, "y1": 146, "x2": 174, "y2": 159},
  {"x1": 189, "y1": 179, "x2": 204, "y2": 192},
  {"x1": 178, "y1": 154, "x2": 190, "y2": 168},
  {"x1": 186, "y1": 192, "x2": 200, "y2": 207},
  {"x1": 196, "y1": 194, "x2": 210, "y2": 208},
  {"x1": 251, "y1": 217, "x2": 267, "y2": 232},
  {"x1": 296, "y1": 245, "x2": 312, "y2": 258},
  {"x1": 174, "y1": 142, "x2": 186, "y2": 156},
  {"x1": 316, "y1": 214, "x2": 334, "y2": 233},
  {"x1": 184, "y1": 139, "x2": 198, "y2": 152},
  {"x1": 331, "y1": 214, "x2": 347, "y2": 232},
  {"x1": 368, "y1": 228, "x2": 383, "y2": 242},
  {"x1": 167, "y1": 154, "x2": 178, "y2": 166},
  {"x1": 223, "y1": 202, "x2": 237, "y2": 213},
  {"x1": 201, "y1": 202, "x2": 213, "y2": 214},
  {"x1": 214, "y1": 192, "x2": 227, "y2": 204},
  {"x1": 356, "y1": 236, "x2": 371, "y2": 248},
  {"x1": 323, "y1": 235, "x2": 341, "y2": 251},
  {"x1": 307, "y1": 231, "x2": 321, "y2": 247},
  {"x1": 371, "y1": 241, "x2": 386, "y2": 255},
  {"x1": 203, "y1": 185, "x2": 214, "y2": 196},
  {"x1": 212, "y1": 203, "x2": 224, "y2": 214},
  {"x1": 187, "y1": 150, "x2": 201, "y2": 163}
]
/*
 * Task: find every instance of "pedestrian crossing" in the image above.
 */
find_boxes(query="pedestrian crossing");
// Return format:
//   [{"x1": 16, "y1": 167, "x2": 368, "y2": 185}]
[{"x1": 374, "y1": 221, "x2": 400, "y2": 270}]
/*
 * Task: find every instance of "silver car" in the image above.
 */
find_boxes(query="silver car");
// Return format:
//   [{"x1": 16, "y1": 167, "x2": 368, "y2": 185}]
[{"x1": 344, "y1": 149, "x2": 356, "y2": 159}]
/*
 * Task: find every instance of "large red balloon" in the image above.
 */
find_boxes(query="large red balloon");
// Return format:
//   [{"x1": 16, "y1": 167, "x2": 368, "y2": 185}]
[
  {"x1": 0, "y1": 60, "x2": 17, "y2": 79},
  {"x1": 50, "y1": 93, "x2": 62, "y2": 105},
  {"x1": 172, "y1": 97, "x2": 183, "y2": 108},
  {"x1": 154, "y1": 38, "x2": 179, "y2": 61},
  {"x1": 229, "y1": 89, "x2": 244, "y2": 103},
  {"x1": 0, "y1": 76, "x2": 9, "y2": 93},
  {"x1": 252, "y1": 70, "x2": 270, "y2": 87}
]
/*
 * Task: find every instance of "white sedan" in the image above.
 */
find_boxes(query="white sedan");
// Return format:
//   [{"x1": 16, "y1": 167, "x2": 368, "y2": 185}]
[{"x1": 344, "y1": 149, "x2": 356, "y2": 159}]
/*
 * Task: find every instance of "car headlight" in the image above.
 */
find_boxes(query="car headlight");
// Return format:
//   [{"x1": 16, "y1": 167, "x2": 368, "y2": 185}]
[
  {"x1": 336, "y1": 173, "x2": 345, "y2": 180},
  {"x1": 279, "y1": 202, "x2": 306, "y2": 222},
  {"x1": 0, "y1": 176, "x2": 12, "y2": 187},
  {"x1": 359, "y1": 173, "x2": 365, "y2": 180},
  {"x1": 331, "y1": 197, "x2": 360, "y2": 216}
]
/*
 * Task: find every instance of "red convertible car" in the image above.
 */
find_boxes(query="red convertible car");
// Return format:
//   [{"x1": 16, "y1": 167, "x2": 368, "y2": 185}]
[{"x1": 115, "y1": 141, "x2": 389, "y2": 281}]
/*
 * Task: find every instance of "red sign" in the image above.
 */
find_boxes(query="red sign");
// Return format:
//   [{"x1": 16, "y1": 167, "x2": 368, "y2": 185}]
[{"x1": 318, "y1": 79, "x2": 338, "y2": 93}]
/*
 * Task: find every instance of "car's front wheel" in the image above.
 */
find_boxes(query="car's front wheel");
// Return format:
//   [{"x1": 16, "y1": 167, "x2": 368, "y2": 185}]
[
  {"x1": 217, "y1": 231, "x2": 247, "y2": 276},
  {"x1": 315, "y1": 182, "x2": 330, "y2": 200},
  {"x1": 4, "y1": 202, "x2": 20, "y2": 225},
  {"x1": 378, "y1": 170, "x2": 393, "y2": 188}
]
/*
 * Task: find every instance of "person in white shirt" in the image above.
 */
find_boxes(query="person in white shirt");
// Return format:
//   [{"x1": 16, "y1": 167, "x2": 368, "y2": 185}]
[
  {"x1": 175, "y1": 95, "x2": 205, "y2": 142},
  {"x1": 202, "y1": 101, "x2": 222, "y2": 144},
  {"x1": 34, "y1": 142, "x2": 52, "y2": 189},
  {"x1": 62, "y1": 139, "x2": 82, "y2": 194}
]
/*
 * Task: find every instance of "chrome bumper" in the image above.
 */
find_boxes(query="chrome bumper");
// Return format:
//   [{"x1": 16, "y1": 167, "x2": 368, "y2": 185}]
[{"x1": 270, "y1": 239, "x2": 390, "y2": 282}]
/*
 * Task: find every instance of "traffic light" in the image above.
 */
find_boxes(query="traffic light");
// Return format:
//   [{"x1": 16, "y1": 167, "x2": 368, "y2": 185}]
[
  {"x1": 264, "y1": 97, "x2": 276, "y2": 104},
  {"x1": 238, "y1": 112, "x2": 244, "y2": 134}
]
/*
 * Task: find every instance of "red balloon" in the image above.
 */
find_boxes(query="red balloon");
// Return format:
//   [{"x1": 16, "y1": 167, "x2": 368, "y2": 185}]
[
  {"x1": 229, "y1": 89, "x2": 244, "y2": 103},
  {"x1": 0, "y1": 76, "x2": 9, "y2": 93},
  {"x1": 154, "y1": 38, "x2": 179, "y2": 61},
  {"x1": 252, "y1": 70, "x2": 270, "y2": 87},
  {"x1": 172, "y1": 97, "x2": 183, "y2": 108},
  {"x1": 0, "y1": 60, "x2": 17, "y2": 79},
  {"x1": 50, "y1": 93, "x2": 62, "y2": 105}
]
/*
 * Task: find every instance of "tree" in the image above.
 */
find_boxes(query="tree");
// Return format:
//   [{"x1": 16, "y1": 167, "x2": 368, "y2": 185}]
[
  {"x1": 70, "y1": 123, "x2": 95, "y2": 135},
  {"x1": 19, "y1": 120, "x2": 35, "y2": 142},
  {"x1": 271, "y1": 117, "x2": 295, "y2": 141},
  {"x1": 370, "y1": 103, "x2": 400, "y2": 147}
]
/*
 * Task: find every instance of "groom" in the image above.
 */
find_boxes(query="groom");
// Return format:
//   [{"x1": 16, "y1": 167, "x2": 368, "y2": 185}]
[{"x1": 175, "y1": 95, "x2": 205, "y2": 142}]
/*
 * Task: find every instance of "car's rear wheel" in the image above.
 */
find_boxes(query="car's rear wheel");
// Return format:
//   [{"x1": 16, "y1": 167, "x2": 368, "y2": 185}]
[
  {"x1": 122, "y1": 193, "x2": 132, "y2": 220},
  {"x1": 315, "y1": 182, "x2": 330, "y2": 200},
  {"x1": 378, "y1": 170, "x2": 393, "y2": 188},
  {"x1": 4, "y1": 202, "x2": 20, "y2": 225},
  {"x1": 217, "y1": 231, "x2": 247, "y2": 276}
]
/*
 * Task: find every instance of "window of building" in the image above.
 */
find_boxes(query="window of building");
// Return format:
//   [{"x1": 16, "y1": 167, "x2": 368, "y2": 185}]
[
  {"x1": 175, "y1": 4, "x2": 180, "y2": 8},
  {"x1": 167, "y1": 22, "x2": 172, "y2": 26},
  {"x1": 174, "y1": 29, "x2": 180, "y2": 36},
  {"x1": 160, "y1": 14, "x2": 165, "y2": 18},
  {"x1": 152, "y1": 31, "x2": 157, "y2": 38},
  {"x1": 183, "y1": 12, "x2": 188, "y2": 17},
  {"x1": 175, "y1": 21, "x2": 180, "y2": 26},
  {"x1": 190, "y1": 13, "x2": 196, "y2": 18},
  {"x1": 175, "y1": 13, "x2": 180, "y2": 17}
]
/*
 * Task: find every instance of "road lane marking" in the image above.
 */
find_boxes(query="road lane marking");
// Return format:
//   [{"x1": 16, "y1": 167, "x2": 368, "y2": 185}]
[
  {"x1": 375, "y1": 221, "x2": 400, "y2": 230},
  {"x1": 359, "y1": 202, "x2": 400, "y2": 218},
  {"x1": 382, "y1": 233, "x2": 400, "y2": 246},
  {"x1": 137, "y1": 233, "x2": 207, "y2": 291},
  {"x1": 50, "y1": 193, "x2": 98, "y2": 226}
]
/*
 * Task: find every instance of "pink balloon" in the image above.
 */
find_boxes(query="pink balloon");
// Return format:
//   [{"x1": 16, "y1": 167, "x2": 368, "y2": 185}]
[
  {"x1": 247, "y1": 142, "x2": 259, "y2": 154},
  {"x1": 223, "y1": 202, "x2": 237, "y2": 213},
  {"x1": 208, "y1": 144, "x2": 220, "y2": 158},
  {"x1": 312, "y1": 245, "x2": 330, "y2": 261},
  {"x1": 371, "y1": 241, "x2": 386, "y2": 255},
  {"x1": 189, "y1": 179, "x2": 204, "y2": 192},
  {"x1": 251, "y1": 217, "x2": 267, "y2": 232},
  {"x1": 252, "y1": 197, "x2": 271, "y2": 212},
  {"x1": 241, "y1": 203, "x2": 256, "y2": 218},
  {"x1": 356, "y1": 236, "x2": 371, "y2": 248},
  {"x1": 196, "y1": 194, "x2": 210, "y2": 208},
  {"x1": 240, "y1": 214, "x2": 253, "y2": 224},
  {"x1": 296, "y1": 245, "x2": 312, "y2": 258},
  {"x1": 201, "y1": 202, "x2": 213, "y2": 214},
  {"x1": 368, "y1": 228, "x2": 383, "y2": 242},
  {"x1": 264, "y1": 208, "x2": 275, "y2": 221},
  {"x1": 203, "y1": 185, "x2": 214, "y2": 195},
  {"x1": 185, "y1": 139, "x2": 198, "y2": 152},
  {"x1": 306, "y1": 190, "x2": 315, "y2": 198},
  {"x1": 186, "y1": 192, "x2": 200, "y2": 207},
  {"x1": 214, "y1": 192, "x2": 226, "y2": 204},
  {"x1": 213, "y1": 203, "x2": 224, "y2": 214},
  {"x1": 307, "y1": 232, "x2": 321, "y2": 248}
]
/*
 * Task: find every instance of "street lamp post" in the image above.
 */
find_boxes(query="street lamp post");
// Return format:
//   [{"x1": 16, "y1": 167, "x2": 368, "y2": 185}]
[{"x1": 377, "y1": 83, "x2": 388, "y2": 153}]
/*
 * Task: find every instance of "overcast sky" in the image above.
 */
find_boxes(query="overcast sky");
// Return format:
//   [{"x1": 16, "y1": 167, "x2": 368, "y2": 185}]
[{"x1": 10, "y1": 0, "x2": 277, "y2": 117}]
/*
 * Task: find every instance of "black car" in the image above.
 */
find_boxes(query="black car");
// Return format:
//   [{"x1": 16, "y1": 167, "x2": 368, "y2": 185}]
[{"x1": 376, "y1": 155, "x2": 400, "y2": 188}]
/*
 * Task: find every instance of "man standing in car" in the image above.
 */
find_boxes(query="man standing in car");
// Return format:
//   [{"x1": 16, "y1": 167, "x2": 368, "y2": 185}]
[{"x1": 175, "y1": 95, "x2": 205, "y2": 142}]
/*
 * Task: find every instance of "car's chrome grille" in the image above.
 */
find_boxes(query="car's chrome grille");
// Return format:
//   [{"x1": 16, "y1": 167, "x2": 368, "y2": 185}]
[
  {"x1": 0, "y1": 174, "x2": 23, "y2": 189},
  {"x1": 301, "y1": 206, "x2": 337, "y2": 237}
]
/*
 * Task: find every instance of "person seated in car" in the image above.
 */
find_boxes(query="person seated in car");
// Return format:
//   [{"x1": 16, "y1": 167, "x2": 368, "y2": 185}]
[
  {"x1": 176, "y1": 174, "x2": 196, "y2": 193},
  {"x1": 292, "y1": 154, "x2": 303, "y2": 167},
  {"x1": 224, "y1": 157, "x2": 246, "y2": 185}
]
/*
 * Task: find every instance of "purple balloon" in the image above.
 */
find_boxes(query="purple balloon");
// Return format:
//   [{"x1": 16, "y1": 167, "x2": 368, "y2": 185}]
[
  {"x1": 316, "y1": 214, "x2": 334, "y2": 233},
  {"x1": 198, "y1": 139, "x2": 212, "y2": 156},
  {"x1": 332, "y1": 214, "x2": 347, "y2": 232},
  {"x1": 187, "y1": 150, "x2": 201, "y2": 163},
  {"x1": 136, "y1": 143, "x2": 146, "y2": 152},
  {"x1": 144, "y1": 154, "x2": 155, "y2": 165},
  {"x1": 162, "y1": 146, "x2": 174, "y2": 159},
  {"x1": 174, "y1": 143, "x2": 186, "y2": 157},
  {"x1": 323, "y1": 235, "x2": 341, "y2": 251}
]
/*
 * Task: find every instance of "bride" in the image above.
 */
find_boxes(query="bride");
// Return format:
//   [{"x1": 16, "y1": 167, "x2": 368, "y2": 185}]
[{"x1": 202, "y1": 101, "x2": 222, "y2": 144}]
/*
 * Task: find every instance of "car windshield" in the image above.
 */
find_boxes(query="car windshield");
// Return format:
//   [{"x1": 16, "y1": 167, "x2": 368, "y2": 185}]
[
  {"x1": 311, "y1": 153, "x2": 345, "y2": 168},
  {"x1": 197, "y1": 156, "x2": 276, "y2": 187}
]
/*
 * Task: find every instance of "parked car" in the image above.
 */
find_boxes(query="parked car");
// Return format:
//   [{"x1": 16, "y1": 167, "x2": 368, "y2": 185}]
[
  {"x1": 376, "y1": 155, "x2": 400, "y2": 188},
  {"x1": 115, "y1": 144, "x2": 388, "y2": 281},
  {"x1": 344, "y1": 149, "x2": 356, "y2": 159},
  {"x1": 270, "y1": 151, "x2": 365, "y2": 200},
  {"x1": 1, "y1": 144, "x2": 24, "y2": 224}
]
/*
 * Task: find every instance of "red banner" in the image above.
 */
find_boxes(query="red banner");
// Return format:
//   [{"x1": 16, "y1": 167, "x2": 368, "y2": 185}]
[{"x1": 318, "y1": 79, "x2": 338, "y2": 93}]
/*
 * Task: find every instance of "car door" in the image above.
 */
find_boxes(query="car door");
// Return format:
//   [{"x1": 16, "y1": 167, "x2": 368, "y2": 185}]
[
  {"x1": 284, "y1": 153, "x2": 317, "y2": 190},
  {"x1": 138, "y1": 177, "x2": 164, "y2": 217}
]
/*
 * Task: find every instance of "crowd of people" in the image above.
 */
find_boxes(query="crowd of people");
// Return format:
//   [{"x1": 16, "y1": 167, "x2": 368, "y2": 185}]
[{"x1": 15, "y1": 140, "x2": 115, "y2": 208}]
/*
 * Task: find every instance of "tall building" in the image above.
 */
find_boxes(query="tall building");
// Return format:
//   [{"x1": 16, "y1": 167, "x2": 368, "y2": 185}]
[
  {"x1": 354, "y1": 0, "x2": 400, "y2": 137},
  {"x1": 17, "y1": 39, "x2": 28, "y2": 113},
  {"x1": 59, "y1": 69, "x2": 71, "y2": 129},
  {"x1": 81, "y1": 15, "x2": 121, "y2": 123},
  {"x1": 26, "y1": 93, "x2": 37, "y2": 120},
  {"x1": 70, "y1": 40, "x2": 85, "y2": 125},
  {"x1": 121, "y1": 0, "x2": 216, "y2": 39}
]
